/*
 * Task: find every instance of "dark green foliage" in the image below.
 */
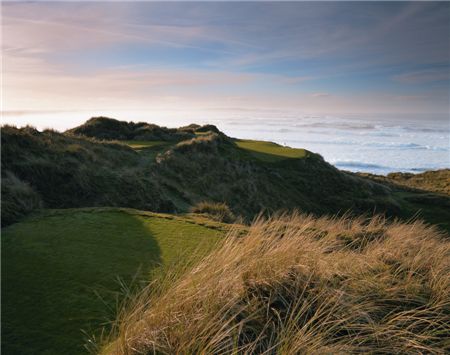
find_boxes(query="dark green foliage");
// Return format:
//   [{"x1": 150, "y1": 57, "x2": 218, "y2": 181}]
[{"x1": 66, "y1": 116, "x2": 194, "y2": 141}]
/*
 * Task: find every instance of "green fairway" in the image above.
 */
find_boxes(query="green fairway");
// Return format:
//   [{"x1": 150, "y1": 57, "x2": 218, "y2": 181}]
[
  {"x1": 236, "y1": 139, "x2": 308, "y2": 162},
  {"x1": 1, "y1": 208, "x2": 224, "y2": 354},
  {"x1": 124, "y1": 140, "x2": 165, "y2": 150}
]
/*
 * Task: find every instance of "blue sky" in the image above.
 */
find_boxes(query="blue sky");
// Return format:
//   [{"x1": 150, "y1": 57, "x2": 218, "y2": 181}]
[{"x1": 2, "y1": 1, "x2": 450, "y2": 126}]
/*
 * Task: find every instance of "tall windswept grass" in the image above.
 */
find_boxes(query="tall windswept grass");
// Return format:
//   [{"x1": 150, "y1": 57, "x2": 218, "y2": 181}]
[
  {"x1": 190, "y1": 201, "x2": 236, "y2": 223},
  {"x1": 104, "y1": 213, "x2": 449, "y2": 354}
]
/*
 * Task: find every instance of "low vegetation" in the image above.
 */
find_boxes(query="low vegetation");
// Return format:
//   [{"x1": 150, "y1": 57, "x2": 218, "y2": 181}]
[
  {"x1": 1, "y1": 208, "x2": 225, "y2": 354},
  {"x1": 359, "y1": 169, "x2": 450, "y2": 195},
  {"x1": 190, "y1": 201, "x2": 236, "y2": 223},
  {"x1": 1, "y1": 125, "x2": 173, "y2": 226},
  {"x1": 1, "y1": 171, "x2": 42, "y2": 225},
  {"x1": 105, "y1": 213, "x2": 450, "y2": 354}
]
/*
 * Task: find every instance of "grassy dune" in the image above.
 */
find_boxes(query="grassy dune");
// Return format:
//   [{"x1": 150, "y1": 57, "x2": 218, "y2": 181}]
[
  {"x1": 6, "y1": 119, "x2": 447, "y2": 228},
  {"x1": 1, "y1": 208, "x2": 225, "y2": 354},
  {"x1": 105, "y1": 213, "x2": 450, "y2": 354}
]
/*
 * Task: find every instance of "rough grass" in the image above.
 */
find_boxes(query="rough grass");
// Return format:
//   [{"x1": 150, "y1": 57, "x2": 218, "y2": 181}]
[
  {"x1": 388, "y1": 170, "x2": 450, "y2": 195},
  {"x1": 190, "y1": 201, "x2": 236, "y2": 223},
  {"x1": 358, "y1": 169, "x2": 450, "y2": 196},
  {"x1": 235, "y1": 139, "x2": 309, "y2": 162},
  {"x1": 105, "y1": 213, "x2": 450, "y2": 354},
  {"x1": 66, "y1": 117, "x2": 194, "y2": 142},
  {"x1": 1, "y1": 125, "x2": 175, "y2": 223},
  {"x1": 1, "y1": 208, "x2": 225, "y2": 354},
  {"x1": 1, "y1": 171, "x2": 42, "y2": 226}
]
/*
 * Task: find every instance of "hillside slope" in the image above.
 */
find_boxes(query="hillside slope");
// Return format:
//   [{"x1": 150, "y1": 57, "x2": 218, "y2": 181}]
[
  {"x1": 1, "y1": 125, "x2": 174, "y2": 225},
  {"x1": 357, "y1": 170, "x2": 450, "y2": 231},
  {"x1": 155, "y1": 133, "x2": 397, "y2": 218},
  {"x1": 358, "y1": 169, "x2": 450, "y2": 195},
  {"x1": 2, "y1": 118, "x2": 405, "y2": 227},
  {"x1": 1, "y1": 208, "x2": 225, "y2": 354}
]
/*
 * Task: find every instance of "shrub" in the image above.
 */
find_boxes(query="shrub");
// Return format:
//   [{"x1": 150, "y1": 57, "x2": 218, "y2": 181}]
[
  {"x1": 105, "y1": 213, "x2": 450, "y2": 354},
  {"x1": 1, "y1": 172, "x2": 42, "y2": 226},
  {"x1": 190, "y1": 201, "x2": 236, "y2": 223}
]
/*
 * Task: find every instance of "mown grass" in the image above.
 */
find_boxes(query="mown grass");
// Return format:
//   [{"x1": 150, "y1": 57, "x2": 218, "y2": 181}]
[
  {"x1": 105, "y1": 213, "x2": 450, "y2": 354},
  {"x1": 124, "y1": 140, "x2": 165, "y2": 151},
  {"x1": 235, "y1": 139, "x2": 308, "y2": 162},
  {"x1": 1, "y1": 208, "x2": 225, "y2": 354},
  {"x1": 123, "y1": 140, "x2": 172, "y2": 161}
]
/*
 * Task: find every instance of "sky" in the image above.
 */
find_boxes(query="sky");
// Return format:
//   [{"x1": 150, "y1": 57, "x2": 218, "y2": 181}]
[{"x1": 2, "y1": 1, "x2": 450, "y2": 129}]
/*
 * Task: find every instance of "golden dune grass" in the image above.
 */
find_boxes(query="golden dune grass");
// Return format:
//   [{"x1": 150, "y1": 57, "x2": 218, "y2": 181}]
[{"x1": 104, "y1": 213, "x2": 450, "y2": 354}]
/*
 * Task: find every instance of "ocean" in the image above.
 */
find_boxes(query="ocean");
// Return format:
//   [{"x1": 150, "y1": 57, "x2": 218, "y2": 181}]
[
  {"x1": 2, "y1": 111, "x2": 449, "y2": 175},
  {"x1": 209, "y1": 113, "x2": 450, "y2": 175}
]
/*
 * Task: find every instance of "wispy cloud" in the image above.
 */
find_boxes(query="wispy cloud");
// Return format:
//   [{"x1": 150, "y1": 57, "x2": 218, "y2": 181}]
[
  {"x1": 310, "y1": 93, "x2": 331, "y2": 98},
  {"x1": 393, "y1": 68, "x2": 450, "y2": 84},
  {"x1": 2, "y1": 1, "x2": 449, "y2": 118}
]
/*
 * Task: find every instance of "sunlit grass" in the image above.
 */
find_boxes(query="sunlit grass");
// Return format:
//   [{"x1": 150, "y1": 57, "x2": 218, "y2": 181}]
[
  {"x1": 124, "y1": 140, "x2": 165, "y2": 150},
  {"x1": 105, "y1": 213, "x2": 450, "y2": 354},
  {"x1": 236, "y1": 139, "x2": 308, "y2": 162}
]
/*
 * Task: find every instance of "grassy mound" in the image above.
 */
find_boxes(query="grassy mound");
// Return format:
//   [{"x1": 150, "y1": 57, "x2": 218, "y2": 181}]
[
  {"x1": 105, "y1": 213, "x2": 450, "y2": 354},
  {"x1": 156, "y1": 133, "x2": 398, "y2": 219},
  {"x1": 66, "y1": 117, "x2": 194, "y2": 142},
  {"x1": 1, "y1": 208, "x2": 225, "y2": 354},
  {"x1": 1, "y1": 125, "x2": 174, "y2": 226}
]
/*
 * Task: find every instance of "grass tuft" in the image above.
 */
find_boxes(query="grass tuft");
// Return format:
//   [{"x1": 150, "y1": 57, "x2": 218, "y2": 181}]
[
  {"x1": 105, "y1": 213, "x2": 450, "y2": 354},
  {"x1": 190, "y1": 201, "x2": 236, "y2": 223}
]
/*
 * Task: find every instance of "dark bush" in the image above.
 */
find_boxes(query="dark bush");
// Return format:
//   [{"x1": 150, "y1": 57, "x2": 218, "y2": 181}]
[{"x1": 1, "y1": 172, "x2": 42, "y2": 226}]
